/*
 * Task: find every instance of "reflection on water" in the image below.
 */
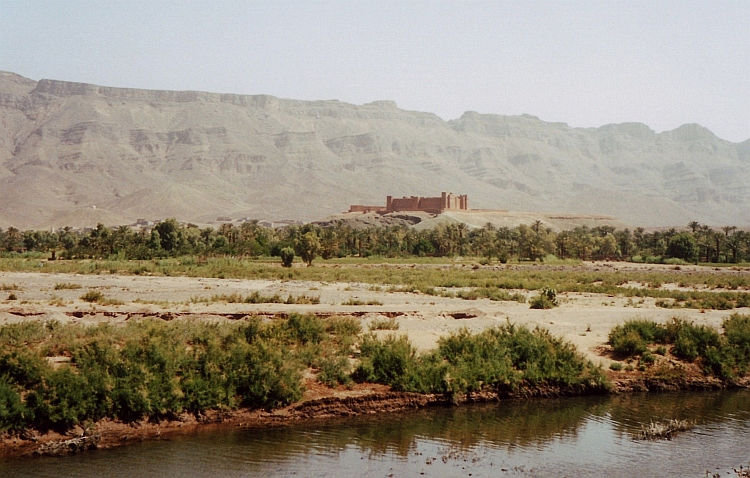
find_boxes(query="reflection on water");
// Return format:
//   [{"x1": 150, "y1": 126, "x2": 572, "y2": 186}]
[{"x1": 3, "y1": 390, "x2": 750, "y2": 477}]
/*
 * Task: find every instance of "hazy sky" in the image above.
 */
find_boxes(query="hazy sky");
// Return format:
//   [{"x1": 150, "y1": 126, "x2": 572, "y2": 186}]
[{"x1": 1, "y1": 0, "x2": 748, "y2": 142}]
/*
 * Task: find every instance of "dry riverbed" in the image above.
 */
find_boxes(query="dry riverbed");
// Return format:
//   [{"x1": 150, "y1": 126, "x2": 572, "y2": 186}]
[{"x1": 0, "y1": 265, "x2": 737, "y2": 365}]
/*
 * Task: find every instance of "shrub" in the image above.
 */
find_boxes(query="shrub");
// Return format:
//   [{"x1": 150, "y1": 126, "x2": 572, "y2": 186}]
[
  {"x1": 606, "y1": 318, "x2": 750, "y2": 379},
  {"x1": 640, "y1": 351, "x2": 656, "y2": 365},
  {"x1": 666, "y1": 319, "x2": 720, "y2": 362},
  {"x1": 80, "y1": 290, "x2": 104, "y2": 303},
  {"x1": 317, "y1": 356, "x2": 352, "y2": 387},
  {"x1": 0, "y1": 318, "x2": 312, "y2": 433},
  {"x1": 458, "y1": 287, "x2": 526, "y2": 303},
  {"x1": 609, "y1": 320, "x2": 671, "y2": 357},
  {"x1": 723, "y1": 314, "x2": 750, "y2": 362},
  {"x1": 342, "y1": 298, "x2": 365, "y2": 306},
  {"x1": 0, "y1": 350, "x2": 46, "y2": 387},
  {"x1": 369, "y1": 317, "x2": 399, "y2": 331},
  {"x1": 54, "y1": 282, "x2": 82, "y2": 290},
  {"x1": 0, "y1": 378, "x2": 28, "y2": 432},
  {"x1": 719, "y1": 314, "x2": 750, "y2": 375},
  {"x1": 354, "y1": 325, "x2": 609, "y2": 395},
  {"x1": 26, "y1": 367, "x2": 92, "y2": 432},
  {"x1": 353, "y1": 334, "x2": 419, "y2": 389},
  {"x1": 286, "y1": 313, "x2": 325, "y2": 344},
  {"x1": 279, "y1": 247, "x2": 295, "y2": 268},
  {"x1": 609, "y1": 361, "x2": 623, "y2": 371},
  {"x1": 702, "y1": 345, "x2": 736, "y2": 380},
  {"x1": 326, "y1": 317, "x2": 362, "y2": 337},
  {"x1": 529, "y1": 287, "x2": 558, "y2": 309},
  {"x1": 610, "y1": 329, "x2": 647, "y2": 357}
]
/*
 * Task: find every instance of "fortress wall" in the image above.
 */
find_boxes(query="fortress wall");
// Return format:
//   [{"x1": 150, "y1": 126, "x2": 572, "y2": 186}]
[
  {"x1": 389, "y1": 196, "x2": 420, "y2": 211},
  {"x1": 418, "y1": 196, "x2": 444, "y2": 213},
  {"x1": 354, "y1": 192, "x2": 469, "y2": 214}
]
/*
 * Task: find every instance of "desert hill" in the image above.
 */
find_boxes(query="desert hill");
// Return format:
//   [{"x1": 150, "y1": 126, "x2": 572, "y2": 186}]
[{"x1": 1, "y1": 70, "x2": 748, "y2": 229}]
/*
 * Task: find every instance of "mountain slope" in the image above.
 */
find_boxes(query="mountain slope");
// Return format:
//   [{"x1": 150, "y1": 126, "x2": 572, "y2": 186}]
[{"x1": 1, "y1": 71, "x2": 748, "y2": 229}]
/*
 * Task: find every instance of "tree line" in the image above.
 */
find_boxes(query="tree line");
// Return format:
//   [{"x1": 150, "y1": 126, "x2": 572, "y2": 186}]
[{"x1": 1, "y1": 219, "x2": 749, "y2": 264}]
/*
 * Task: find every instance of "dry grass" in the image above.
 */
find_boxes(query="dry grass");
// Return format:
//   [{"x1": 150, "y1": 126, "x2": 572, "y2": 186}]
[
  {"x1": 54, "y1": 282, "x2": 82, "y2": 290},
  {"x1": 369, "y1": 317, "x2": 400, "y2": 331}
]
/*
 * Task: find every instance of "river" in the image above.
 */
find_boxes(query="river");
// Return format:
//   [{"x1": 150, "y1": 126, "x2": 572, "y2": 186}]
[{"x1": 2, "y1": 390, "x2": 749, "y2": 477}]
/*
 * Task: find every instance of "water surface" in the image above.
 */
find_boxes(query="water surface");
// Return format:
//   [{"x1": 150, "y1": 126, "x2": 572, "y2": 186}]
[{"x1": 3, "y1": 390, "x2": 750, "y2": 477}]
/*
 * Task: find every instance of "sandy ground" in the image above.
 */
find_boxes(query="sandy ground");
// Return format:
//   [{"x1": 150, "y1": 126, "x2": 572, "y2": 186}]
[{"x1": 1, "y1": 267, "x2": 740, "y2": 365}]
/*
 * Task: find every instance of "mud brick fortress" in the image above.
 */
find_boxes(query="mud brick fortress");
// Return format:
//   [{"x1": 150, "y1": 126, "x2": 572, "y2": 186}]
[{"x1": 348, "y1": 192, "x2": 469, "y2": 214}]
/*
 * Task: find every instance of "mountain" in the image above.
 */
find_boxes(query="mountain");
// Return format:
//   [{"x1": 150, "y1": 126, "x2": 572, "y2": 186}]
[{"x1": 1, "y1": 70, "x2": 748, "y2": 229}]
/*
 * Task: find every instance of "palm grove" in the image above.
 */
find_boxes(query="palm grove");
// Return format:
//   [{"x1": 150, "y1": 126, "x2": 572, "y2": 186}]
[{"x1": 2, "y1": 219, "x2": 750, "y2": 264}]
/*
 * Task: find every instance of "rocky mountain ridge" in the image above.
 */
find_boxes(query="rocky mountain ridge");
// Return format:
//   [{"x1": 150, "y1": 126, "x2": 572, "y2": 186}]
[{"x1": 1, "y1": 70, "x2": 748, "y2": 229}]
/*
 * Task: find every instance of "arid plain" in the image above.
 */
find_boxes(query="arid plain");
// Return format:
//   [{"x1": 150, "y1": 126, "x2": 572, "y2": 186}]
[{"x1": 2, "y1": 261, "x2": 743, "y2": 366}]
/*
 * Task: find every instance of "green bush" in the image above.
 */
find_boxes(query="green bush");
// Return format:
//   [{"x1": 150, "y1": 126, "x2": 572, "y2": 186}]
[
  {"x1": 723, "y1": 313, "x2": 750, "y2": 358},
  {"x1": 326, "y1": 317, "x2": 362, "y2": 337},
  {"x1": 369, "y1": 317, "x2": 399, "y2": 331},
  {"x1": 0, "y1": 378, "x2": 28, "y2": 432},
  {"x1": 26, "y1": 367, "x2": 92, "y2": 432},
  {"x1": 610, "y1": 329, "x2": 648, "y2": 357},
  {"x1": 529, "y1": 287, "x2": 558, "y2": 309},
  {"x1": 0, "y1": 317, "x2": 318, "y2": 433},
  {"x1": 666, "y1": 319, "x2": 720, "y2": 362},
  {"x1": 354, "y1": 325, "x2": 608, "y2": 395},
  {"x1": 609, "y1": 320, "x2": 670, "y2": 357},
  {"x1": 722, "y1": 314, "x2": 750, "y2": 373},
  {"x1": 280, "y1": 247, "x2": 295, "y2": 268},
  {"x1": 286, "y1": 313, "x2": 326, "y2": 345},
  {"x1": 317, "y1": 356, "x2": 352, "y2": 387},
  {"x1": 606, "y1": 318, "x2": 750, "y2": 379},
  {"x1": 353, "y1": 334, "x2": 419, "y2": 388},
  {"x1": 80, "y1": 290, "x2": 104, "y2": 303},
  {"x1": 458, "y1": 287, "x2": 526, "y2": 303}
]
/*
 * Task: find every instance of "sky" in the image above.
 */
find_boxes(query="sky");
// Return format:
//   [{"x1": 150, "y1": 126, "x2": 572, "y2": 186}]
[{"x1": 1, "y1": 0, "x2": 748, "y2": 142}]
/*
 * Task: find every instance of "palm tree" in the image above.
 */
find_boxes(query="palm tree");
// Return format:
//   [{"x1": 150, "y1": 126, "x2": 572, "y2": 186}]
[{"x1": 4, "y1": 227, "x2": 22, "y2": 252}]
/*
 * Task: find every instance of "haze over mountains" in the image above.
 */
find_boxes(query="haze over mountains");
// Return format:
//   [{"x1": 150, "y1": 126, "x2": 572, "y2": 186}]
[{"x1": 1, "y1": 70, "x2": 748, "y2": 230}]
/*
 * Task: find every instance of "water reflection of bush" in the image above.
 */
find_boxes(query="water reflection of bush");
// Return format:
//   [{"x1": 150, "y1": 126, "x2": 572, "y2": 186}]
[
  {"x1": 232, "y1": 397, "x2": 608, "y2": 460},
  {"x1": 351, "y1": 398, "x2": 608, "y2": 456},
  {"x1": 232, "y1": 391, "x2": 750, "y2": 462},
  {"x1": 606, "y1": 390, "x2": 750, "y2": 436}
]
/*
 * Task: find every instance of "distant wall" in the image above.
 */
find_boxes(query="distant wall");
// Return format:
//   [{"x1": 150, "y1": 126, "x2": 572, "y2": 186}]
[{"x1": 383, "y1": 192, "x2": 469, "y2": 214}]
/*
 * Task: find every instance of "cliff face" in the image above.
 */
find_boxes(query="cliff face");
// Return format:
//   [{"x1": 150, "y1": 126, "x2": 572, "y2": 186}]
[{"x1": 1, "y1": 71, "x2": 748, "y2": 229}]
